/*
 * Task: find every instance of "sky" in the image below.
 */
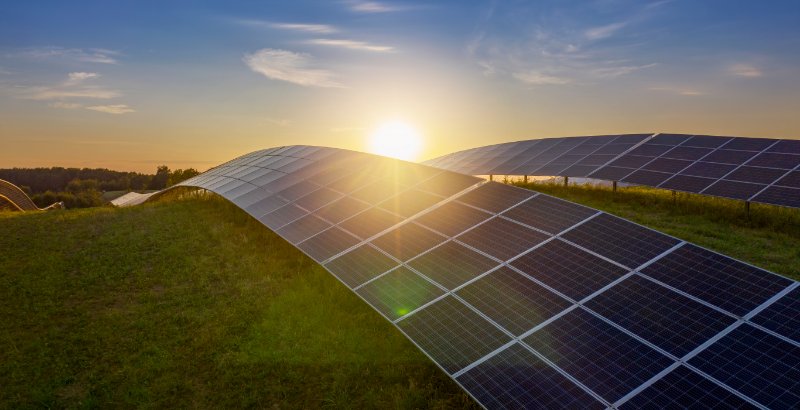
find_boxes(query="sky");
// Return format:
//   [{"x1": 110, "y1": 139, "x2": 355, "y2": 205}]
[{"x1": 1, "y1": 0, "x2": 799, "y2": 172}]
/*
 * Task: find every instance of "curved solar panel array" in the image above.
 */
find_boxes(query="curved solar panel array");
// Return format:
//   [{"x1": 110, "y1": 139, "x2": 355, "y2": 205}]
[
  {"x1": 0, "y1": 178, "x2": 50, "y2": 211},
  {"x1": 424, "y1": 134, "x2": 800, "y2": 208},
  {"x1": 162, "y1": 145, "x2": 800, "y2": 409}
]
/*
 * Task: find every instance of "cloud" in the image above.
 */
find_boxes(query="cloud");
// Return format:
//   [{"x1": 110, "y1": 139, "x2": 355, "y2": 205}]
[
  {"x1": 264, "y1": 117, "x2": 291, "y2": 127},
  {"x1": 729, "y1": 63, "x2": 762, "y2": 77},
  {"x1": 235, "y1": 19, "x2": 338, "y2": 34},
  {"x1": 66, "y1": 72, "x2": 99, "y2": 85},
  {"x1": 243, "y1": 48, "x2": 342, "y2": 88},
  {"x1": 649, "y1": 86, "x2": 706, "y2": 96},
  {"x1": 20, "y1": 47, "x2": 119, "y2": 64},
  {"x1": 467, "y1": 3, "x2": 662, "y2": 87},
  {"x1": 585, "y1": 22, "x2": 627, "y2": 40},
  {"x1": 86, "y1": 104, "x2": 135, "y2": 114},
  {"x1": 512, "y1": 71, "x2": 571, "y2": 85},
  {"x1": 21, "y1": 86, "x2": 119, "y2": 100},
  {"x1": 307, "y1": 39, "x2": 394, "y2": 52},
  {"x1": 49, "y1": 102, "x2": 83, "y2": 109},
  {"x1": 270, "y1": 22, "x2": 338, "y2": 34},
  {"x1": 345, "y1": 1, "x2": 400, "y2": 13}
]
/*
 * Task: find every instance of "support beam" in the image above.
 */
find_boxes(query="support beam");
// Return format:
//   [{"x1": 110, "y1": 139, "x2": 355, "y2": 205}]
[
  {"x1": 612, "y1": 181, "x2": 618, "y2": 192},
  {"x1": 745, "y1": 201, "x2": 751, "y2": 218},
  {"x1": 523, "y1": 175, "x2": 528, "y2": 184},
  {"x1": 489, "y1": 174, "x2": 493, "y2": 181},
  {"x1": 564, "y1": 176, "x2": 569, "y2": 187}
]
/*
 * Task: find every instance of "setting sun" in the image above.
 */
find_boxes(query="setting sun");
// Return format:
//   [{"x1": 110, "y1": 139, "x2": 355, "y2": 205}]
[{"x1": 367, "y1": 121, "x2": 423, "y2": 161}]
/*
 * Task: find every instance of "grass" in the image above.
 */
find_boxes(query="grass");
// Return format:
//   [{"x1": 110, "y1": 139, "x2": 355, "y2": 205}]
[
  {"x1": 0, "y1": 195, "x2": 477, "y2": 409},
  {"x1": 514, "y1": 181, "x2": 800, "y2": 280}
]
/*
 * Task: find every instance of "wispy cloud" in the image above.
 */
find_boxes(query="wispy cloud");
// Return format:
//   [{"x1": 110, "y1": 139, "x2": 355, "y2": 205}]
[
  {"x1": 271, "y1": 22, "x2": 338, "y2": 34},
  {"x1": 66, "y1": 72, "x2": 99, "y2": 85},
  {"x1": 243, "y1": 48, "x2": 342, "y2": 88},
  {"x1": 21, "y1": 86, "x2": 119, "y2": 100},
  {"x1": 585, "y1": 22, "x2": 628, "y2": 40},
  {"x1": 235, "y1": 19, "x2": 338, "y2": 34},
  {"x1": 345, "y1": 1, "x2": 401, "y2": 13},
  {"x1": 649, "y1": 86, "x2": 706, "y2": 96},
  {"x1": 307, "y1": 39, "x2": 394, "y2": 53},
  {"x1": 19, "y1": 47, "x2": 119, "y2": 64},
  {"x1": 512, "y1": 71, "x2": 571, "y2": 85},
  {"x1": 86, "y1": 104, "x2": 135, "y2": 114},
  {"x1": 468, "y1": 2, "x2": 664, "y2": 86},
  {"x1": 729, "y1": 63, "x2": 762, "y2": 77},
  {"x1": 49, "y1": 101, "x2": 83, "y2": 109}
]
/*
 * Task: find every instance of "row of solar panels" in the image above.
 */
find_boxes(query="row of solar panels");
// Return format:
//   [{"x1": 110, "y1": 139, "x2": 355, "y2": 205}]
[
  {"x1": 173, "y1": 146, "x2": 799, "y2": 409},
  {"x1": 424, "y1": 134, "x2": 800, "y2": 208},
  {"x1": 0, "y1": 178, "x2": 41, "y2": 211}
]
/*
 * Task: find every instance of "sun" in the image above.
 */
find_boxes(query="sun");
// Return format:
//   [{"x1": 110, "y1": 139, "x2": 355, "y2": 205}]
[{"x1": 367, "y1": 121, "x2": 423, "y2": 161}]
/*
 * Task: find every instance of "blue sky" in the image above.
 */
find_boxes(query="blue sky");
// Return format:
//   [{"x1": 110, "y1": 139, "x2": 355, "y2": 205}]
[{"x1": 1, "y1": 0, "x2": 799, "y2": 171}]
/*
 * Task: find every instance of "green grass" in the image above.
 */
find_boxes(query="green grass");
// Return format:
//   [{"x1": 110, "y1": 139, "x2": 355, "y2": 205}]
[
  {"x1": 0, "y1": 195, "x2": 477, "y2": 409},
  {"x1": 514, "y1": 181, "x2": 800, "y2": 280}
]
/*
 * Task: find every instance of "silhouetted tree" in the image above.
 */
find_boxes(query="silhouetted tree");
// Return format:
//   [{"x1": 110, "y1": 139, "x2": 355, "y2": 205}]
[
  {"x1": 148, "y1": 166, "x2": 170, "y2": 190},
  {"x1": 167, "y1": 168, "x2": 200, "y2": 187}
]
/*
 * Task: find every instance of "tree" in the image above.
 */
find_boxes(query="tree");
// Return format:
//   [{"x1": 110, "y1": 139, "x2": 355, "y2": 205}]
[
  {"x1": 167, "y1": 168, "x2": 200, "y2": 187},
  {"x1": 148, "y1": 166, "x2": 170, "y2": 190}
]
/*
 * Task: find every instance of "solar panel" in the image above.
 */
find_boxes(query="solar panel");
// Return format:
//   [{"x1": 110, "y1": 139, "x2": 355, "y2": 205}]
[
  {"x1": 397, "y1": 296, "x2": 512, "y2": 374},
  {"x1": 167, "y1": 146, "x2": 800, "y2": 409},
  {"x1": 687, "y1": 324, "x2": 800, "y2": 409},
  {"x1": 560, "y1": 213, "x2": 680, "y2": 269},
  {"x1": 618, "y1": 365, "x2": 756, "y2": 409},
  {"x1": 424, "y1": 134, "x2": 800, "y2": 209},
  {"x1": 456, "y1": 343, "x2": 605, "y2": 409},
  {"x1": 523, "y1": 308, "x2": 674, "y2": 403}
]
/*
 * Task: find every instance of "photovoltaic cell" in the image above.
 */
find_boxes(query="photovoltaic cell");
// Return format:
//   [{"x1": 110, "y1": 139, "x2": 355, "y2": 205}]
[
  {"x1": 338, "y1": 207, "x2": 405, "y2": 240},
  {"x1": 510, "y1": 239, "x2": 629, "y2": 301},
  {"x1": 688, "y1": 324, "x2": 800, "y2": 409},
  {"x1": 502, "y1": 195, "x2": 596, "y2": 235},
  {"x1": 297, "y1": 227, "x2": 360, "y2": 262},
  {"x1": 752, "y1": 186, "x2": 800, "y2": 207},
  {"x1": 275, "y1": 214, "x2": 332, "y2": 244},
  {"x1": 261, "y1": 204, "x2": 307, "y2": 229},
  {"x1": 371, "y1": 222, "x2": 447, "y2": 261},
  {"x1": 457, "y1": 343, "x2": 605, "y2": 410},
  {"x1": 702, "y1": 180, "x2": 765, "y2": 201},
  {"x1": 314, "y1": 196, "x2": 371, "y2": 224},
  {"x1": 659, "y1": 175, "x2": 716, "y2": 192},
  {"x1": 623, "y1": 170, "x2": 673, "y2": 186},
  {"x1": 680, "y1": 162, "x2": 737, "y2": 179},
  {"x1": 620, "y1": 365, "x2": 757, "y2": 409},
  {"x1": 457, "y1": 267, "x2": 572, "y2": 336},
  {"x1": 293, "y1": 187, "x2": 342, "y2": 211},
  {"x1": 776, "y1": 171, "x2": 800, "y2": 188},
  {"x1": 768, "y1": 139, "x2": 800, "y2": 154},
  {"x1": 723, "y1": 166, "x2": 787, "y2": 184},
  {"x1": 588, "y1": 166, "x2": 634, "y2": 181},
  {"x1": 356, "y1": 267, "x2": 445, "y2": 320},
  {"x1": 662, "y1": 146, "x2": 713, "y2": 161},
  {"x1": 398, "y1": 296, "x2": 512, "y2": 374},
  {"x1": 324, "y1": 244, "x2": 398, "y2": 287},
  {"x1": 456, "y1": 182, "x2": 534, "y2": 213},
  {"x1": 413, "y1": 200, "x2": 492, "y2": 237},
  {"x1": 750, "y1": 286, "x2": 800, "y2": 341},
  {"x1": 523, "y1": 308, "x2": 673, "y2": 403},
  {"x1": 585, "y1": 274, "x2": 736, "y2": 357},
  {"x1": 641, "y1": 244, "x2": 792, "y2": 316},
  {"x1": 456, "y1": 217, "x2": 549, "y2": 261},
  {"x1": 746, "y1": 152, "x2": 800, "y2": 169},
  {"x1": 377, "y1": 189, "x2": 443, "y2": 217},
  {"x1": 682, "y1": 135, "x2": 730, "y2": 148},
  {"x1": 408, "y1": 241, "x2": 499, "y2": 290},
  {"x1": 414, "y1": 171, "x2": 480, "y2": 197},
  {"x1": 561, "y1": 213, "x2": 680, "y2": 269},
  {"x1": 702, "y1": 149, "x2": 757, "y2": 165}
]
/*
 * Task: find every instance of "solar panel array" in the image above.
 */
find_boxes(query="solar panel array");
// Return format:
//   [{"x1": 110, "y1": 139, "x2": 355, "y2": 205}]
[
  {"x1": 424, "y1": 134, "x2": 800, "y2": 208},
  {"x1": 174, "y1": 146, "x2": 800, "y2": 409}
]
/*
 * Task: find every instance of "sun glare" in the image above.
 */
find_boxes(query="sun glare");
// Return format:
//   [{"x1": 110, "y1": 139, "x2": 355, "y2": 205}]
[{"x1": 367, "y1": 121, "x2": 423, "y2": 161}]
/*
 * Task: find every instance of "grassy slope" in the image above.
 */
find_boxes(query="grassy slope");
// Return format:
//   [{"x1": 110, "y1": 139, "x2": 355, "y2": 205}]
[
  {"x1": 0, "y1": 196, "x2": 476, "y2": 409},
  {"x1": 516, "y1": 182, "x2": 800, "y2": 280}
]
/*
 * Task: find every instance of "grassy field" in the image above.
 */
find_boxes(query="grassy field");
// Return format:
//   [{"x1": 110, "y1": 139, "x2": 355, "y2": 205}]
[
  {"x1": 2, "y1": 184, "x2": 798, "y2": 409},
  {"x1": 515, "y1": 181, "x2": 800, "y2": 280},
  {"x1": 0, "y1": 195, "x2": 477, "y2": 409}
]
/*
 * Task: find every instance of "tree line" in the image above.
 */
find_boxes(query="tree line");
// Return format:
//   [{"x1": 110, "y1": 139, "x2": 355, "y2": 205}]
[{"x1": 0, "y1": 166, "x2": 200, "y2": 208}]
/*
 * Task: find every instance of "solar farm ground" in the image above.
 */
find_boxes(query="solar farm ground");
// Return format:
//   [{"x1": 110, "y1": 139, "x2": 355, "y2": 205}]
[{"x1": 1, "y1": 185, "x2": 798, "y2": 408}]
